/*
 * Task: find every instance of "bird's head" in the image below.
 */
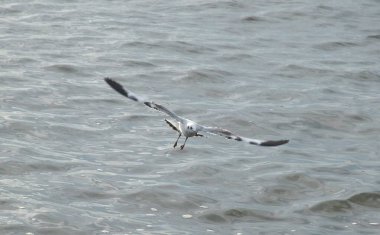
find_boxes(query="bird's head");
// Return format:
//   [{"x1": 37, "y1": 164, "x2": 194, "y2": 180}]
[{"x1": 186, "y1": 123, "x2": 196, "y2": 131}]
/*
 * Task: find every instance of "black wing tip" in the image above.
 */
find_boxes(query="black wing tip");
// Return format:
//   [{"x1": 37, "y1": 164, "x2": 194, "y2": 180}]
[
  {"x1": 104, "y1": 77, "x2": 129, "y2": 98},
  {"x1": 104, "y1": 77, "x2": 119, "y2": 88},
  {"x1": 260, "y1": 139, "x2": 289, "y2": 147},
  {"x1": 104, "y1": 77, "x2": 116, "y2": 86}
]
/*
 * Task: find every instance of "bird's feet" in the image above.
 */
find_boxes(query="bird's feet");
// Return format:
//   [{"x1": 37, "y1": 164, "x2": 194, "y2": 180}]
[
  {"x1": 173, "y1": 142, "x2": 178, "y2": 148},
  {"x1": 180, "y1": 145, "x2": 185, "y2": 150}
]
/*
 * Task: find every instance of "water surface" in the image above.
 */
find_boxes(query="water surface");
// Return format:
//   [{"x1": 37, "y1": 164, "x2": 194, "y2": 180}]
[{"x1": 1, "y1": 0, "x2": 380, "y2": 234}]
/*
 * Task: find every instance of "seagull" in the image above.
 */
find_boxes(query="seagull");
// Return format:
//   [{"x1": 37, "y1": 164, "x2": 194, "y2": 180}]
[{"x1": 104, "y1": 78, "x2": 289, "y2": 150}]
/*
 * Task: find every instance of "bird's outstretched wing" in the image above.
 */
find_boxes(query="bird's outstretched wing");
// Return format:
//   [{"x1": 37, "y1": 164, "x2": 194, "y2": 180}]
[
  {"x1": 104, "y1": 78, "x2": 186, "y2": 123},
  {"x1": 199, "y1": 125, "x2": 289, "y2": 147},
  {"x1": 165, "y1": 119, "x2": 180, "y2": 133}
]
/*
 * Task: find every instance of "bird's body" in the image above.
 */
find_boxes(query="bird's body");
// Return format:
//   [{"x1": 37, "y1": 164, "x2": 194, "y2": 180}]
[
  {"x1": 165, "y1": 119, "x2": 202, "y2": 149},
  {"x1": 104, "y1": 78, "x2": 289, "y2": 149}
]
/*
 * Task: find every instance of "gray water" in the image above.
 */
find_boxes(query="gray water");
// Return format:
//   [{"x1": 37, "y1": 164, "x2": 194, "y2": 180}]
[{"x1": 1, "y1": 0, "x2": 380, "y2": 234}]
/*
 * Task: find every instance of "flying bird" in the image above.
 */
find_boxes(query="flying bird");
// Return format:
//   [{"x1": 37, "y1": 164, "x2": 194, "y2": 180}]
[{"x1": 104, "y1": 78, "x2": 289, "y2": 150}]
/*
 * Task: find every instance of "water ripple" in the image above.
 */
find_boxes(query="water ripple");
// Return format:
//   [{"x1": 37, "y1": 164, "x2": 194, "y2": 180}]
[{"x1": 309, "y1": 192, "x2": 380, "y2": 214}]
